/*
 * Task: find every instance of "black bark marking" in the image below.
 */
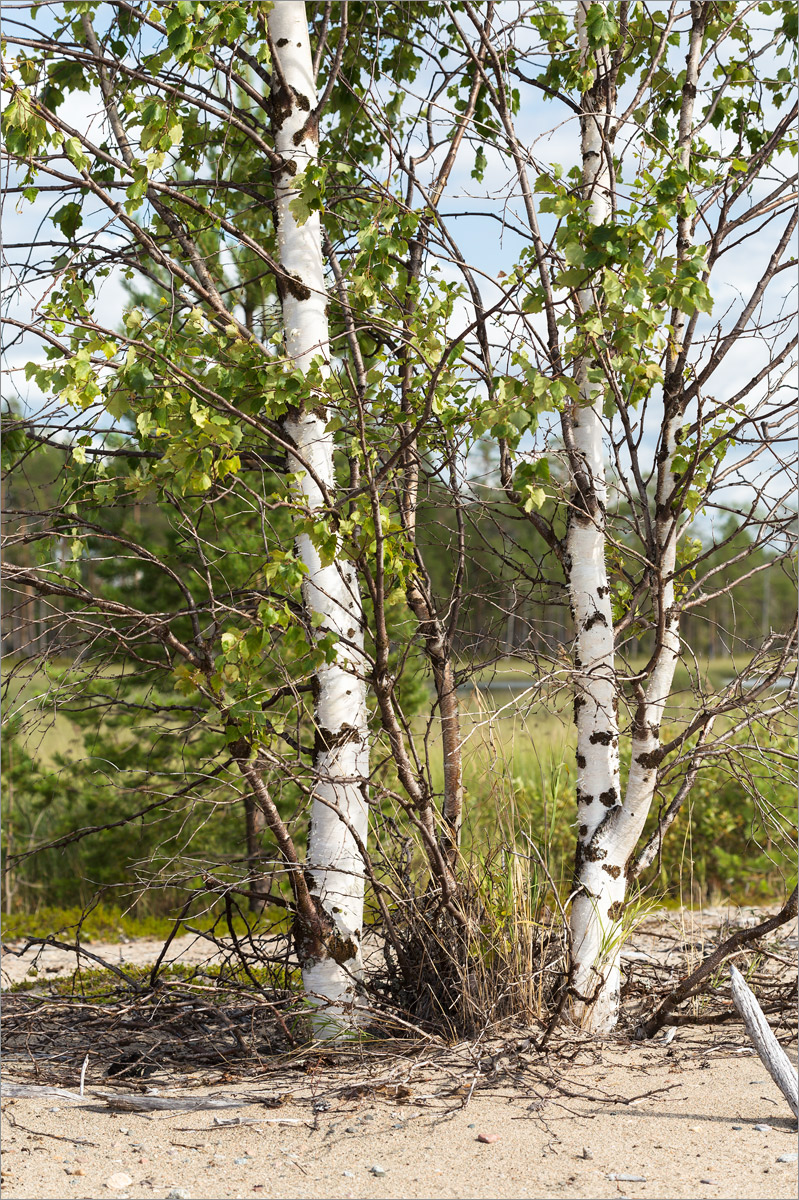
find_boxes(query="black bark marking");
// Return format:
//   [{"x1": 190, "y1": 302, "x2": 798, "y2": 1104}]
[
  {"x1": 315, "y1": 723, "x2": 361, "y2": 753},
  {"x1": 575, "y1": 838, "x2": 608, "y2": 871},
  {"x1": 636, "y1": 748, "x2": 664, "y2": 769},
  {"x1": 576, "y1": 753, "x2": 586, "y2": 768},
  {"x1": 584, "y1": 610, "x2": 608, "y2": 630},
  {"x1": 598, "y1": 787, "x2": 617, "y2": 807},
  {"x1": 602, "y1": 863, "x2": 621, "y2": 879},
  {"x1": 608, "y1": 901, "x2": 624, "y2": 921},
  {"x1": 329, "y1": 932, "x2": 358, "y2": 965},
  {"x1": 283, "y1": 272, "x2": 312, "y2": 301},
  {"x1": 589, "y1": 730, "x2": 613, "y2": 745},
  {"x1": 293, "y1": 112, "x2": 319, "y2": 145}
]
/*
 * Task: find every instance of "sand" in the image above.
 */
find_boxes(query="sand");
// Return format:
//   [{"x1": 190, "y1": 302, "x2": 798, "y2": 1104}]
[
  {"x1": 1, "y1": 1037, "x2": 797, "y2": 1200},
  {"x1": 2, "y1": 906, "x2": 797, "y2": 1200}
]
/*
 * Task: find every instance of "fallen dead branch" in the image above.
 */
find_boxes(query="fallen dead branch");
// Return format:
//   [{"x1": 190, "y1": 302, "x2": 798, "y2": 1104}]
[
  {"x1": 91, "y1": 1092, "x2": 259, "y2": 1112},
  {"x1": 1, "y1": 1082, "x2": 85, "y2": 1101},
  {"x1": 730, "y1": 963, "x2": 799, "y2": 1118}
]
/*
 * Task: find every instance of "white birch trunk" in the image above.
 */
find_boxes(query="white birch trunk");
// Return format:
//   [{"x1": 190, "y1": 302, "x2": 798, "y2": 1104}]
[
  {"x1": 268, "y1": 1, "x2": 369, "y2": 1035},
  {"x1": 568, "y1": 5, "x2": 706, "y2": 1033},
  {"x1": 567, "y1": 2, "x2": 623, "y2": 1034}
]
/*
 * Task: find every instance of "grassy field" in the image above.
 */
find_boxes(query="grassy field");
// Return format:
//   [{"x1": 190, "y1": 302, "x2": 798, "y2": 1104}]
[{"x1": 3, "y1": 654, "x2": 795, "y2": 922}]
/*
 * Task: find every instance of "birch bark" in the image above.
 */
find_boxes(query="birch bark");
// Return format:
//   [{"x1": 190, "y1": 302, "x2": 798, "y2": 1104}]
[
  {"x1": 568, "y1": 3, "x2": 706, "y2": 1032},
  {"x1": 566, "y1": 1, "x2": 622, "y2": 1033},
  {"x1": 268, "y1": 1, "x2": 370, "y2": 1034}
]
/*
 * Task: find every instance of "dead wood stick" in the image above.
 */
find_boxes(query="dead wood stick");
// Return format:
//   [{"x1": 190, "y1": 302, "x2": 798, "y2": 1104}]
[
  {"x1": 730, "y1": 964, "x2": 798, "y2": 1118},
  {"x1": 90, "y1": 1092, "x2": 248, "y2": 1112},
  {"x1": 89, "y1": 1091, "x2": 297, "y2": 1113},
  {"x1": 637, "y1": 886, "x2": 798, "y2": 1039},
  {"x1": 1, "y1": 1082, "x2": 85, "y2": 1102}
]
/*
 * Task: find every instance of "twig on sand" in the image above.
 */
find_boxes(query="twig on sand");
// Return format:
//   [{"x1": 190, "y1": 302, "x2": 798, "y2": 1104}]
[
  {"x1": 4, "y1": 1112, "x2": 98, "y2": 1147},
  {"x1": 730, "y1": 964, "x2": 799, "y2": 1118},
  {"x1": 4, "y1": 936, "x2": 144, "y2": 990}
]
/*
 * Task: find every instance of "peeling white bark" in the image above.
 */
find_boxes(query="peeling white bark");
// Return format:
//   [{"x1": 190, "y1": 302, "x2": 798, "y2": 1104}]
[
  {"x1": 568, "y1": 2, "x2": 623, "y2": 1034},
  {"x1": 269, "y1": 1, "x2": 369, "y2": 1035}
]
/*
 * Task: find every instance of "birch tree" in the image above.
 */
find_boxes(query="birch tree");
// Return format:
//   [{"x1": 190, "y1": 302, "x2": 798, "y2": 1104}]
[
  {"x1": 444, "y1": 0, "x2": 797, "y2": 1031},
  {"x1": 262, "y1": 1, "x2": 370, "y2": 1028},
  {"x1": 0, "y1": 0, "x2": 425, "y2": 1032},
  {"x1": 2, "y1": 0, "x2": 489, "y2": 1029}
]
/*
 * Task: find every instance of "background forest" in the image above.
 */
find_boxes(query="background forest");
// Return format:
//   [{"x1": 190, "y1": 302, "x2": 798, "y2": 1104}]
[{"x1": 2, "y1": 432, "x2": 796, "y2": 923}]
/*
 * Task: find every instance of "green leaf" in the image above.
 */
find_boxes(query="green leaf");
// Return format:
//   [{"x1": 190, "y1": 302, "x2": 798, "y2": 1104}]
[
  {"x1": 585, "y1": 2, "x2": 618, "y2": 46},
  {"x1": 53, "y1": 202, "x2": 82, "y2": 239},
  {"x1": 472, "y1": 145, "x2": 487, "y2": 182},
  {"x1": 289, "y1": 192, "x2": 312, "y2": 227},
  {"x1": 63, "y1": 135, "x2": 90, "y2": 171}
]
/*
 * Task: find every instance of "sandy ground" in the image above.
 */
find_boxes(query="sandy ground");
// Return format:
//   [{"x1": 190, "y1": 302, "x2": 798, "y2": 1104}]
[
  {"x1": 2, "y1": 1038, "x2": 797, "y2": 1200},
  {"x1": 2, "y1": 906, "x2": 797, "y2": 1200}
]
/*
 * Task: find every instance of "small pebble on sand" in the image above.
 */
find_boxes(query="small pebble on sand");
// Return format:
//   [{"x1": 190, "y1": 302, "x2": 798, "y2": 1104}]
[
  {"x1": 105, "y1": 1174, "x2": 133, "y2": 1191},
  {"x1": 753, "y1": 1124, "x2": 771, "y2": 1132},
  {"x1": 477, "y1": 1133, "x2": 500, "y2": 1144},
  {"x1": 370, "y1": 1165, "x2": 386, "y2": 1176},
  {"x1": 777, "y1": 1154, "x2": 798, "y2": 1163}
]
